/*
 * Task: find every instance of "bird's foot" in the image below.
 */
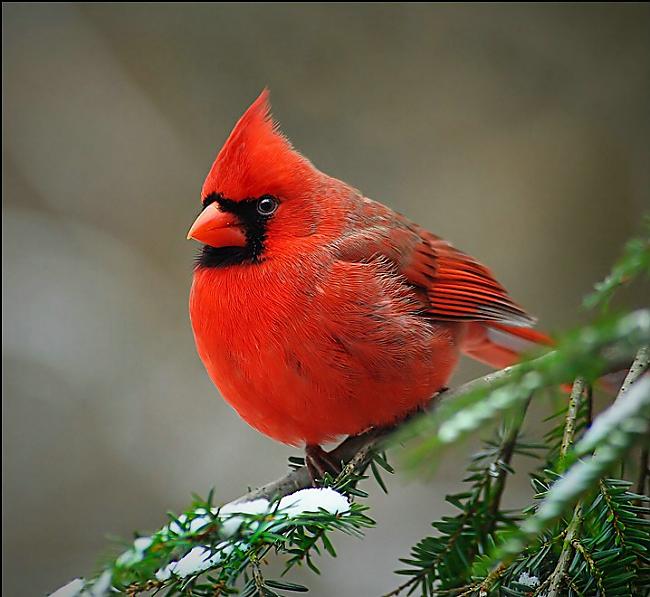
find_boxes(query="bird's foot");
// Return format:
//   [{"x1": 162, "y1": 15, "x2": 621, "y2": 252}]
[
  {"x1": 411, "y1": 387, "x2": 448, "y2": 417},
  {"x1": 305, "y1": 444, "x2": 343, "y2": 486}
]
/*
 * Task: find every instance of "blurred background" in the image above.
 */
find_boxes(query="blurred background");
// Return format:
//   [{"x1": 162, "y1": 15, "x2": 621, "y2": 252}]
[{"x1": 3, "y1": 3, "x2": 649, "y2": 596}]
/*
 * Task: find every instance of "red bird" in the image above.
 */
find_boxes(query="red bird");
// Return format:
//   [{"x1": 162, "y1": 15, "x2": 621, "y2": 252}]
[{"x1": 188, "y1": 90, "x2": 551, "y2": 478}]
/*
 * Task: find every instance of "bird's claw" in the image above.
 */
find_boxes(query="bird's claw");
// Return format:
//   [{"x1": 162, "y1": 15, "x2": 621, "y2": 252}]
[{"x1": 305, "y1": 444, "x2": 343, "y2": 486}]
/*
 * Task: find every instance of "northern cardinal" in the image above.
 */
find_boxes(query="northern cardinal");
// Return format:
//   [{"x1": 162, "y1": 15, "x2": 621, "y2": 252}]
[{"x1": 188, "y1": 90, "x2": 551, "y2": 479}]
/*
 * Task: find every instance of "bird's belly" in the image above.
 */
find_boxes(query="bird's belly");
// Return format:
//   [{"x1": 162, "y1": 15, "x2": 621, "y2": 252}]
[
  {"x1": 194, "y1": 307, "x2": 460, "y2": 446},
  {"x1": 202, "y1": 337, "x2": 456, "y2": 445},
  {"x1": 190, "y1": 262, "x2": 462, "y2": 446}
]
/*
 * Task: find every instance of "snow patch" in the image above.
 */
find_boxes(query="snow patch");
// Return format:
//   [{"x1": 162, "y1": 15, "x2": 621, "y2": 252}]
[
  {"x1": 278, "y1": 487, "x2": 350, "y2": 516},
  {"x1": 517, "y1": 571, "x2": 540, "y2": 587},
  {"x1": 155, "y1": 542, "x2": 234, "y2": 579},
  {"x1": 219, "y1": 498, "x2": 272, "y2": 537},
  {"x1": 49, "y1": 579, "x2": 85, "y2": 597}
]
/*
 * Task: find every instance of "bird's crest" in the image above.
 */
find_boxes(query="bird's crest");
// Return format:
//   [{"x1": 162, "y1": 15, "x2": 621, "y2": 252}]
[{"x1": 202, "y1": 89, "x2": 313, "y2": 202}]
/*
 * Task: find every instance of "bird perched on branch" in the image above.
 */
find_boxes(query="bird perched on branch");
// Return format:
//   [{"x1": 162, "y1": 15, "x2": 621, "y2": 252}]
[{"x1": 188, "y1": 90, "x2": 552, "y2": 481}]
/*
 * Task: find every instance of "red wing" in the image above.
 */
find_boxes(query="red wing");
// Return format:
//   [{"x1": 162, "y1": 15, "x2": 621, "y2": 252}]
[
  {"x1": 335, "y1": 199, "x2": 535, "y2": 327},
  {"x1": 407, "y1": 233, "x2": 535, "y2": 326}
]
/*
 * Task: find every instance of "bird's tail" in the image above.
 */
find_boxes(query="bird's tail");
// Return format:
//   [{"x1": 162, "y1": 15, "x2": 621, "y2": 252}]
[
  {"x1": 461, "y1": 321, "x2": 627, "y2": 394},
  {"x1": 461, "y1": 322, "x2": 554, "y2": 369}
]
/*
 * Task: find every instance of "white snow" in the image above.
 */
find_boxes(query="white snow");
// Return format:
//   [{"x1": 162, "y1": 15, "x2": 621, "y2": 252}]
[
  {"x1": 148, "y1": 488, "x2": 350, "y2": 583},
  {"x1": 278, "y1": 488, "x2": 350, "y2": 516},
  {"x1": 170, "y1": 546, "x2": 220, "y2": 577},
  {"x1": 51, "y1": 489, "x2": 352, "y2": 592},
  {"x1": 166, "y1": 513, "x2": 188, "y2": 535},
  {"x1": 133, "y1": 536, "x2": 153, "y2": 552},
  {"x1": 48, "y1": 572, "x2": 111, "y2": 597},
  {"x1": 171, "y1": 508, "x2": 214, "y2": 535},
  {"x1": 155, "y1": 543, "x2": 234, "y2": 579},
  {"x1": 159, "y1": 488, "x2": 350, "y2": 544},
  {"x1": 517, "y1": 571, "x2": 540, "y2": 587},
  {"x1": 116, "y1": 535, "x2": 153, "y2": 567},
  {"x1": 218, "y1": 498, "x2": 272, "y2": 537},
  {"x1": 219, "y1": 498, "x2": 272, "y2": 517},
  {"x1": 49, "y1": 579, "x2": 85, "y2": 597},
  {"x1": 155, "y1": 564, "x2": 173, "y2": 582},
  {"x1": 89, "y1": 571, "x2": 112, "y2": 596},
  {"x1": 188, "y1": 513, "x2": 213, "y2": 534}
]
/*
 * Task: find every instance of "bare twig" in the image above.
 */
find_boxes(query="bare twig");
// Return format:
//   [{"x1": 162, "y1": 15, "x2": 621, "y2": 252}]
[
  {"x1": 546, "y1": 502, "x2": 583, "y2": 597},
  {"x1": 533, "y1": 376, "x2": 589, "y2": 597},
  {"x1": 559, "y1": 377, "x2": 587, "y2": 461},
  {"x1": 619, "y1": 345, "x2": 649, "y2": 397},
  {"x1": 485, "y1": 396, "x2": 533, "y2": 534},
  {"x1": 623, "y1": 346, "x2": 650, "y2": 502},
  {"x1": 570, "y1": 538, "x2": 607, "y2": 595}
]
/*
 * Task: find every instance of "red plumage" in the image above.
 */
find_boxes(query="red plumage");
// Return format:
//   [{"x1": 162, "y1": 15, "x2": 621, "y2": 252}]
[{"x1": 188, "y1": 90, "x2": 552, "y2": 449}]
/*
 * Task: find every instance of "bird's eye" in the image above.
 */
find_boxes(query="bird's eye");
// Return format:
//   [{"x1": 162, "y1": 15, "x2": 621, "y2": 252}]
[{"x1": 256, "y1": 195, "x2": 279, "y2": 216}]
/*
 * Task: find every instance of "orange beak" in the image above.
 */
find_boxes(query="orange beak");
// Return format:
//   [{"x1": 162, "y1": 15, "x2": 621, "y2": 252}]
[{"x1": 187, "y1": 203, "x2": 247, "y2": 248}]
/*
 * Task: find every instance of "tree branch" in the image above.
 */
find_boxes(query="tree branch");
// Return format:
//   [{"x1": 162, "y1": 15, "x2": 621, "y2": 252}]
[
  {"x1": 619, "y1": 345, "x2": 649, "y2": 396},
  {"x1": 559, "y1": 377, "x2": 587, "y2": 461},
  {"x1": 546, "y1": 503, "x2": 584, "y2": 597},
  {"x1": 485, "y1": 395, "x2": 532, "y2": 532},
  {"x1": 546, "y1": 376, "x2": 587, "y2": 597}
]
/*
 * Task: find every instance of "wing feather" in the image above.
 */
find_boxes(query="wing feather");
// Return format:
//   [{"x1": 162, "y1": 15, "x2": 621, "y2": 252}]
[{"x1": 334, "y1": 198, "x2": 535, "y2": 327}]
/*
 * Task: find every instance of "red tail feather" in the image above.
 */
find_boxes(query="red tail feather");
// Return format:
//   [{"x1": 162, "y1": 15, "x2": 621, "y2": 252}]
[{"x1": 462, "y1": 322, "x2": 553, "y2": 369}]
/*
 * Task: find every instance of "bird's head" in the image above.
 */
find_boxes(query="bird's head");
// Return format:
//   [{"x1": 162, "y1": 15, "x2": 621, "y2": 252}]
[{"x1": 188, "y1": 90, "x2": 329, "y2": 268}]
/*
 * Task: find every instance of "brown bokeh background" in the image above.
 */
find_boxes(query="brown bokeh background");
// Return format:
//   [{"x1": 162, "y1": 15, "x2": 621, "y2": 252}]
[{"x1": 3, "y1": 4, "x2": 649, "y2": 596}]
